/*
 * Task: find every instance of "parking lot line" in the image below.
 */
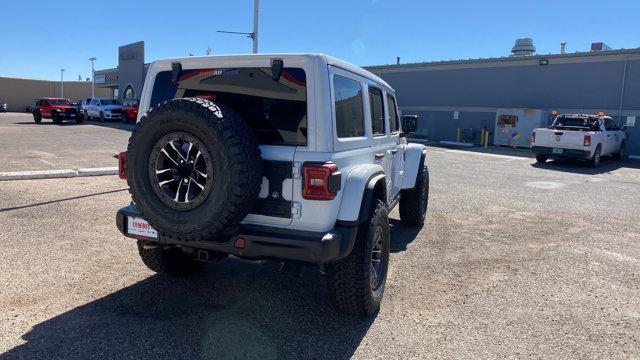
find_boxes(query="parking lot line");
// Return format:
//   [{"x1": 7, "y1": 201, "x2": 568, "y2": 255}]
[{"x1": 38, "y1": 159, "x2": 56, "y2": 167}]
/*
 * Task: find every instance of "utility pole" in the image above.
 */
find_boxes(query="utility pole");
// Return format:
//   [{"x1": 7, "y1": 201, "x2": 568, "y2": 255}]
[
  {"x1": 252, "y1": 0, "x2": 259, "y2": 54},
  {"x1": 60, "y1": 69, "x2": 65, "y2": 98},
  {"x1": 89, "y1": 57, "x2": 96, "y2": 98},
  {"x1": 217, "y1": 0, "x2": 260, "y2": 54}
]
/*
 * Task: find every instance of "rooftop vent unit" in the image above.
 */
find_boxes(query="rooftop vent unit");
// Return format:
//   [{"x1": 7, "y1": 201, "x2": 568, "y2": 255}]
[
  {"x1": 511, "y1": 38, "x2": 536, "y2": 57},
  {"x1": 591, "y1": 42, "x2": 612, "y2": 52}
]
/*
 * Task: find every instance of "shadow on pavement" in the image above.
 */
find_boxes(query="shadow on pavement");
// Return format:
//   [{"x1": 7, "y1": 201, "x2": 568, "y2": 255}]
[
  {"x1": 530, "y1": 157, "x2": 640, "y2": 174},
  {"x1": 12, "y1": 121, "x2": 84, "y2": 126},
  {"x1": 1, "y1": 259, "x2": 375, "y2": 360},
  {"x1": 84, "y1": 118, "x2": 136, "y2": 131},
  {"x1": 13, "y1": 119, "x2": 135, "y2": 131},
  {"x1": 0, "y1": 189, "x2": 128, "y2": 213},
  {"x1": 389, "y1": 218, "x2": 421, "y2": 253}
]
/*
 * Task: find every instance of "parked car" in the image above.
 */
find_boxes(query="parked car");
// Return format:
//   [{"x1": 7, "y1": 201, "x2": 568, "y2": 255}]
[
  {"x1": 32, "y1": 98, "x2": 82, "y2": 124},
  {"x1": 0, "y1": 101, "x2": 7, "y2": 112},
  {"x1": 115, "y1": 54, "x2": 429, "y2": 316},
  {"x1": 78, "y1": 98, "x2": 92, "y2": 119},
  {"x1": 531, "y1": 113, "x2": 628, "y2": 167},
  {"x1": 85, "y1": 98, "x2": 124, "y2": 121},
  {"x1": 122, "y1": 99, "x2": 139, "y2": 123},
  {"x1": 26, "y1": 98, "x2": 41, "y2": 113}
]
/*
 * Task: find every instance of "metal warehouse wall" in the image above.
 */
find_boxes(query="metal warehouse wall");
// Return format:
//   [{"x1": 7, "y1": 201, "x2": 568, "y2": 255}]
[
  {"x1": 0, "y1": 77, "x2": 111, "y2": 112},
  {"x1": 368, "y1": 50, "x2": 640, "y2": 155}
]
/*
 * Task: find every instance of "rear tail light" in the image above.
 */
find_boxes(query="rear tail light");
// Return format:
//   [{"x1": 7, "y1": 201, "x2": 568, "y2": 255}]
[
  {"x1": 118, "y1": 152, "x2": 127, "y2": 179},
  {"x1": 302, "y1": 162, "x2": 341, "y2": 200},
  {"x1": 531, "y1": 131, "x2": 536, "y2": 142},
  {"x1": 583, "y1": 135, "x2": 591, "y2": 147}
]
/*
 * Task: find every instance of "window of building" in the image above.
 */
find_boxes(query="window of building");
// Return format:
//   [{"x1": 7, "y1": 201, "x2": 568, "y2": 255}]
[
  {"x1": 123, "y1": 85, "x2": 135, "y2": 100},
  {"x1": 498, "y1": 115, "x2": 518, "y2": 126},
  {"x1": 333, "y1": 75, "x2": 365, "y2": 138},
  {"x1": 369, "y1": 87, "x2": 385, "y2": 136},
  {"x1": 387, "y1": 94, "x2": 399, "y2": 133}
]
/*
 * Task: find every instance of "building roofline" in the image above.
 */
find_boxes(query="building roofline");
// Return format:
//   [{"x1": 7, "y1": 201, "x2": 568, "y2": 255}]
[{"x1": 365, "y1": 48, "x2": 640, "y2": 71}]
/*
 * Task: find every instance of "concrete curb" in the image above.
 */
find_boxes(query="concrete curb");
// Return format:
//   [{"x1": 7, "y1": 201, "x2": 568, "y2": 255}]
[{"x1": 0, "y1": 167, "x2": 118, "y2": 181}]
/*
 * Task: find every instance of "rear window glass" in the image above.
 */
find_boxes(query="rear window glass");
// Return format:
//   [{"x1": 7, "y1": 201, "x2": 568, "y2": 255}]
[
  {"x1": 552, "y1": 116, "x2": 599, "y2": 130},
  {"x1": 150, "y1": 67, "x2": 307, "y2": 146}
]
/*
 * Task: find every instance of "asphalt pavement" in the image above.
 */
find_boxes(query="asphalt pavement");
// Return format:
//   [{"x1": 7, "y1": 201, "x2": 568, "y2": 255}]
[
  {"x1": 0, "y1": 112, "x2": 132, "y2": 172},
  {"x1": 0, "y1": 141, "x2": 639, "y2": 359}
]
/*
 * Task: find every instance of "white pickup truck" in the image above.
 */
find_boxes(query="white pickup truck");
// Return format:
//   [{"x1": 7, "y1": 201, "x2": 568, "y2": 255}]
[{"x1": 531, "y1": 114, "x2": 628, "y2": 167}]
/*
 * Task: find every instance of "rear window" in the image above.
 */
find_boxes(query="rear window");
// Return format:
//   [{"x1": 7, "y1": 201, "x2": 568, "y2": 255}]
[
  {"x1": 150, "y1": 67, "x2": 307, "y2": 146},
  {"x1": 551, "y1": 116, "x2": 599, "y2": 130}
]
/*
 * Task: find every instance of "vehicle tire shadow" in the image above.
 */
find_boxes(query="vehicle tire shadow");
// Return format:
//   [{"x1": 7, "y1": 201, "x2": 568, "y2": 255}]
[
  {"x1": 1, "y1": 258, "x2": 375, "y2": 360},
  {"x1": 530, "y1": 157, "x2": 638, "y2": 174},
  {"x1": 389, "y1": 218, "x2": 422, "y2": 253}
]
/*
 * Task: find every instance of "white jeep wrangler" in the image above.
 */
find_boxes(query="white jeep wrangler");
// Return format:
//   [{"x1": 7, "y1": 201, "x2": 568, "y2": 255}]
[{"x1": 116, "y1": 54, "x2": 429, "y2": 316}]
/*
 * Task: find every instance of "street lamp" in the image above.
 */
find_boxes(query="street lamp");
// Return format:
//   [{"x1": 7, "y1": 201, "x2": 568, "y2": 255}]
[
  {"x1": 89, "y1": 57, "x2": 96, "y2": 98},
  {"x1": 60, "y1": 69, "x2": 65, "y2": 98}
]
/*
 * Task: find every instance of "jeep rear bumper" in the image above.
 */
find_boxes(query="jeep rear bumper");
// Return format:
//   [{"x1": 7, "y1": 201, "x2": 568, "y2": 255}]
[{"x1": 116, "y1": 205, "x2": 358, "y2": 264}]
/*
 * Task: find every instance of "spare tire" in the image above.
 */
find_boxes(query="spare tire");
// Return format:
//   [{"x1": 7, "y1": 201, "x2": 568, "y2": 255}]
[{"x1": 126, "y1": 98, "x2": 262, "y2": 241}]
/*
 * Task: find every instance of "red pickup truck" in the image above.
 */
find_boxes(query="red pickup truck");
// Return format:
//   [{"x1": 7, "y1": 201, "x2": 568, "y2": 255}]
[{"x1": 32, "y1": 98, "x2": 82, "y2": 125}]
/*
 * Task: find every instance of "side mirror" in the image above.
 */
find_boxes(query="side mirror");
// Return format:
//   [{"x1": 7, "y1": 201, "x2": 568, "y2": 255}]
[
  {"x1": 621, "y1": 125, "x2": 627, "y2": 131},
  {"x1": 401, "y1": 115, "x2": 418, "y2": 135}
]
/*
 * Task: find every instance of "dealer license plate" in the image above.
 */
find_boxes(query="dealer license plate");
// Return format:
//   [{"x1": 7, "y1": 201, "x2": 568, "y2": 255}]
[
  {"x1": 552, "y1": 148, "x2": 563, "y2": 154},
  {"x1": 127, "y1": 217, "x2": 158, "y2": 238}
]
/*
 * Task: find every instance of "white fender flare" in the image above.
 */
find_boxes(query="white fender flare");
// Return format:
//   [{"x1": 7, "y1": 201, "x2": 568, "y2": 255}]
[
  {"x1": 337, "y1": 164, "x2": 385, "y2": 223},
  {"x1": 400, "y1": 143, "x2": 427, "y2": 189}
]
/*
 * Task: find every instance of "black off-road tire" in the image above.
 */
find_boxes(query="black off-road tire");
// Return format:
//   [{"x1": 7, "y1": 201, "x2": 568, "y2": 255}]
[
  {"x1": 99, "y1": 112, "x2": 105, "y2": 122},
  {"x1": 137, "y1": 241, "x2": 203, "y2": 276},
  {"x1": 589, "y1": 145, "x2": 602, "y2": 168},
  {"x1": 52, "y1": 112, "x2": 63, "y2": 125},
  {"x1": 32, "y1": 111, "x2": 41, "y2": 124},
  {"x1": 535, "y1": 154, "x2": 548, "y2": 163},
  {"x1": 126, "y1": 97, "x2": 262, "y2": 241},
  {"x1": 615, "y1": 141, "x2": 627, "y2": 160},
  {"x1": 399, "y1": 163, "x2": 429, "y2": 226},
  {"x1": 75, "y1": 116, "x2": 84, "y2": 124},
  {"x1": 326, "y1": 199, "x2": 390, "y2": 316}
]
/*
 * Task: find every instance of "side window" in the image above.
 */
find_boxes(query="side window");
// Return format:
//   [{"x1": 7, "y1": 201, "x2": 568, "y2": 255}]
[
  {"x1": 387, "y1": 94, "x2": 399, "y2": 133},
  {"x1": 369, "y1": 87, "x2": 385, "y2": 136},
  {"x1": 605, "y1": 118, "x2": 617, "y2": 130},
  {"x1": 333, "y1": 75, "x2": 365, "y2": 138}
]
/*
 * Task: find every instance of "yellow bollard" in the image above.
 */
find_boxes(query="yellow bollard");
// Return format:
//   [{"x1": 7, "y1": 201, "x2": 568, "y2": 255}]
[
  {"x1": 456, "y1": 128, "x2": 461, "y2": 143},
  {"x1": 484, "y1": 130, "x2": 489, "y2": 148},
  {"x1": 480, "y1": 129, "x2": 486, "y2": 147}
]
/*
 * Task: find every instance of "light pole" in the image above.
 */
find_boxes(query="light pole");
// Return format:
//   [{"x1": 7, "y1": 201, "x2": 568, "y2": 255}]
[
  {"x1": 89, "y1": 57, "x2": 96, "y2": 98},
  {"x1": 217, "y1": 0, "x2": 259, "y2": 54},
  {"x1": 252, "y1": 0, "x2": 259, "y2": 54},
  {"x1": 60, "y1": 69, "x2": 65, "y2": 98}
]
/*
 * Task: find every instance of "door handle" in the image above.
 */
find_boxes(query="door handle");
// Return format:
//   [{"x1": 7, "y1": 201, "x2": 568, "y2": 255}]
[
  {"x1": 375, "y1": 153, "x2": 385, "y2": 160},
  {"x1": 390, "y1": 149, "x2": 398, "y2": 154}
]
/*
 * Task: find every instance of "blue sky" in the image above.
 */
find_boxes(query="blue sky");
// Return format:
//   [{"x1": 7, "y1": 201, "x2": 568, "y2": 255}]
[{"x1": 0, "y1": 0, "x2": 638, "y2": 80}]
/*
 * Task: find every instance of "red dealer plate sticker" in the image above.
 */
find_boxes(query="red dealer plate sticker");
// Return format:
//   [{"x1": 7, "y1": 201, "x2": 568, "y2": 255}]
[{"x1": 127, "y1": 217, "x2": 158, "y2": 238}]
